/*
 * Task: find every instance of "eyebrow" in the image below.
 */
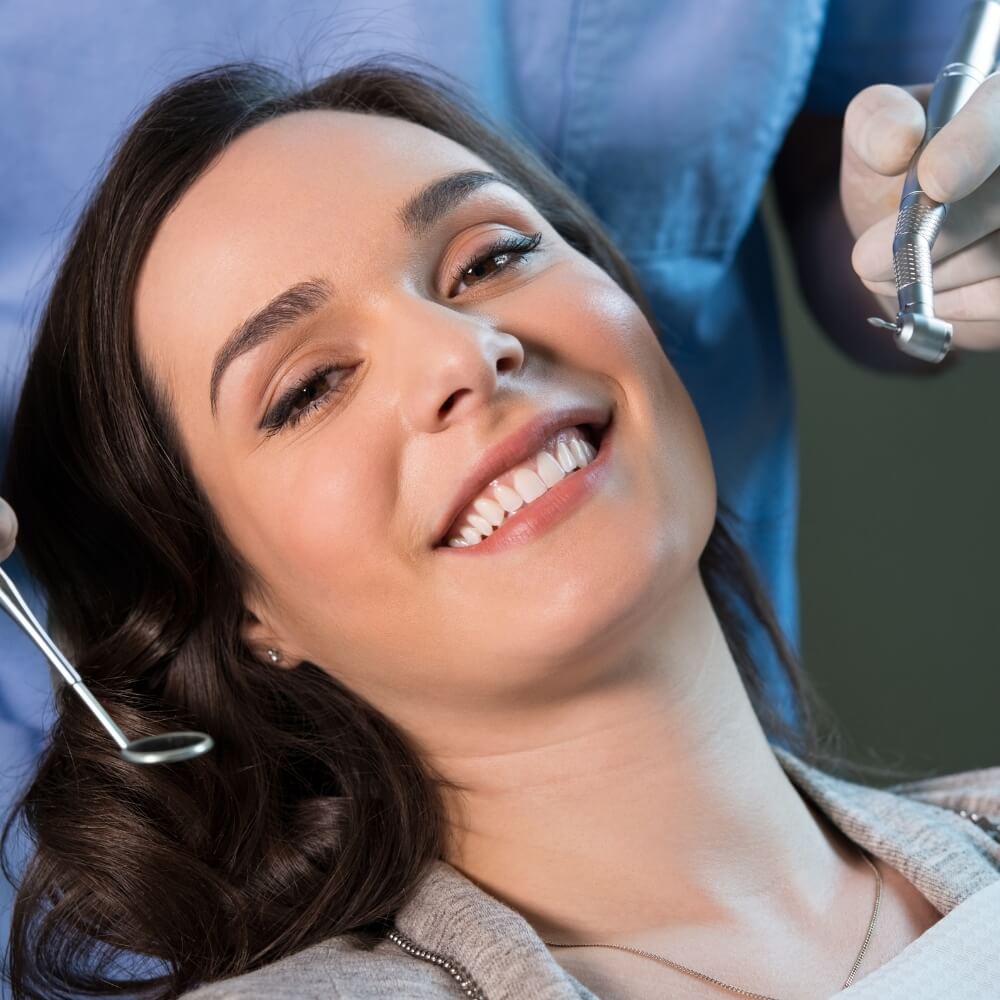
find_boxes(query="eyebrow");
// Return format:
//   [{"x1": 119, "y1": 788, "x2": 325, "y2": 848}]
[{"x1": 209, "y1": 168, "x2": 518, "y2": 417}]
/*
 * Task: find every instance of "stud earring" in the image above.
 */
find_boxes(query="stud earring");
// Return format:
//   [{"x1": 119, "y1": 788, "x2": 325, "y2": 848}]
[{"x1": 266, "y1": 647, "x2": 282, "y2": 664}]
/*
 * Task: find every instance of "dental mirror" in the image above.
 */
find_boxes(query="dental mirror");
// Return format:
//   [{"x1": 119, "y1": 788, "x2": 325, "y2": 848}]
[{"x1": 0, "y1": 560, "x2": 214, "y2": 765}]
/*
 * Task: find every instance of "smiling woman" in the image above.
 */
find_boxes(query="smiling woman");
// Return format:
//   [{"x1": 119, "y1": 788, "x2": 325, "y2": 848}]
[{"x1": 4, "y1": 57, "x2": 988, "y2": 1000}]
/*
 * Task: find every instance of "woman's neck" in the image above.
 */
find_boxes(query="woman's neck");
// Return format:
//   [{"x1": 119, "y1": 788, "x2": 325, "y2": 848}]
[{"x1": 422, "y1": 576, "x2": 854, "y2": 948}]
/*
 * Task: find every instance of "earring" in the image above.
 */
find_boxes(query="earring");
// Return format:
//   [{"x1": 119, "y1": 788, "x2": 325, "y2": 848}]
[{"x1": 266, "y1": 647, "x2": 282, "y2": 664}]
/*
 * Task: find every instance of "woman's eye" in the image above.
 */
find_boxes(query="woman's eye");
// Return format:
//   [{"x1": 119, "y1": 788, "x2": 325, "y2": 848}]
[
  {"x1": 258, "y1": 233, "x2": 543, "y2": 437},
  {"x1": 260, "y1": 364, "x2": 352, "y2": 436},
  {"x1": 452, "y1": 231, "x2": 543, "y2": 293}
]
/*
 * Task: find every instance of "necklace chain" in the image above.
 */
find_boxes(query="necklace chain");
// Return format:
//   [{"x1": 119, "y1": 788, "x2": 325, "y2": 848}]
[{"x1": 542, "y1": 845, "x2": 882, "y2": 1000}]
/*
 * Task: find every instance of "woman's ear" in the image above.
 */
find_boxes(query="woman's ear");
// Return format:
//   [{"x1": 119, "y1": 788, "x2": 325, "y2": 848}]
[{"x1": 240, "y1": 604, "x2": 302, "y2": 671}]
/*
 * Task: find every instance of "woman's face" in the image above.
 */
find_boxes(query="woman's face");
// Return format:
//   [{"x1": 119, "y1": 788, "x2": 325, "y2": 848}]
[{"x1": 134, "y1": 109, "x2": 716, "y2": 728}]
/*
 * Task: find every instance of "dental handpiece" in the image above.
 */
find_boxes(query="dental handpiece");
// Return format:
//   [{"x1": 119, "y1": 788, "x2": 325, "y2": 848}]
[{"x1": 867, "y1": 0, "x2": 1000, "y2": 362}]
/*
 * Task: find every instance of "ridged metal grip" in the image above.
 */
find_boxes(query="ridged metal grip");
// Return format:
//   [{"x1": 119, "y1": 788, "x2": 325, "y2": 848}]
[
  {"x1": 892, "y1": 197, "x2": 947, "y2": 307},
  {"x1": 867, "y1": 0, "x2": 1000, "y2": 362}
]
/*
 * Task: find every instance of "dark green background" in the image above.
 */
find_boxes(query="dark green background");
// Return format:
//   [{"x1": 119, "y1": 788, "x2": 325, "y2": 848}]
[{"x1": 761, "y1": 185, "x2": 1000, "y2": 781}]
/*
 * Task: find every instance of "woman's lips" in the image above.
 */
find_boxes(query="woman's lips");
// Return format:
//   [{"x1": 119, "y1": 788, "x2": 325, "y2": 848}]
[
  {"x1": 431, "y1": 405, "x2": 612, "y2": 547},
  {"x1": 434, "y1": 416, "x2": 614, "y2": 555},
  {"x1": 437, "y1": 423, "x2": 603, "y2": 545}
]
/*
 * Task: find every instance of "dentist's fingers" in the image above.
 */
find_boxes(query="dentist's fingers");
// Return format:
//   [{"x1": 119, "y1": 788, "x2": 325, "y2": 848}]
[
  {"x1": 944, "y1": 319, "x2": 1000, "y2": 350},
  {"x1": 840, "y1": 84, "x2": 932, "y2": 237},
  {"x1": 843, "y1": 83, "x2": 928, "y2": 177},
  {"x1": 842, "y1": 78, "x2": 1000, "y2": 351},
  {"x1": 924, "y1": 228, "x2": 1000, "y2": 290},
  {"x1": 918, "y1": 72, "x2": 1000, "y2": 203},
  {"x1": 0, "y1": 498, "x2": 17, "y2": 561},
  {"x1": 858, "y1": 228, "x2": 1000, "y2": 296},
  {"x1": 859, "y1": 270, "x2": 1000, "y2": 351},
  {"x1": 864, "y1": 298, "x2": 1000, "y2": 351},
  {"x1": 930, "y1": 275, "x2": 1000, "y2": 326},
  {"x1": 852, "y1": 168, "x2": 1000, "y2": 282},
  {"x1": 865, "y1": 270, "x2": 1000, "y2": 323}
]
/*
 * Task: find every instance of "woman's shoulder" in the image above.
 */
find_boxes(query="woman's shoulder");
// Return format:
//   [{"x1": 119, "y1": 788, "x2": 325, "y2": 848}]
[
  {"x1": 178, "y1": 932, "x2": 455, "y2": 999},
  {"x1": 885, "y1": 761, "x2": 1000, "y2": 840}
]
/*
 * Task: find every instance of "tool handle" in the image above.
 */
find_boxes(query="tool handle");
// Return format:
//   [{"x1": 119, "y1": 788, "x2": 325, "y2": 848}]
[
  {"x1": 882, "y1": 0, "x2": 1000, "y2": 361},
  {"x1": 899, "y1": 0, "x2": 1000, "y2": 208},
  {"x1": 0, "y1": 564, "x2": 130, "y2": 749},
  {"x1": 927, "y1": 0, "x2": 1000, "y2": 132}
]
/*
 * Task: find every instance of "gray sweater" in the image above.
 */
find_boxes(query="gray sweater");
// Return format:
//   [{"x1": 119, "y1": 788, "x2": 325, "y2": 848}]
[{"x1": 182, "y1": 745, "x2": 1000, "y2": 999}]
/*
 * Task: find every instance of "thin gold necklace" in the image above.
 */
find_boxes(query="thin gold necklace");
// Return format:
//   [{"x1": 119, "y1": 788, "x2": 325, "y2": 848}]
[{"x1": 542, "y1": 845, "x2": 882, "y2": 1000}]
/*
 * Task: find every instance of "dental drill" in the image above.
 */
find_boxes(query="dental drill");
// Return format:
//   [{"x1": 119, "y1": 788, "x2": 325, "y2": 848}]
[{"x1": 867, "y1": 0, "x2": 1000, "y2": 362}]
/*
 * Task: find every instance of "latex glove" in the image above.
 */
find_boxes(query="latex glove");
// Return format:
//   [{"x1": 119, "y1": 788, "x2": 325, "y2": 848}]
[
  {"x1": 841, "y1": 77, "x2": 1000, "y2": 351},
  {"x1": 0, "y1": 497, "x2": 18, "y2": 561}
]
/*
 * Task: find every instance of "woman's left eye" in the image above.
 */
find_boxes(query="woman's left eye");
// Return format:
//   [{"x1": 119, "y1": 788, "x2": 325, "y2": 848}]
[{"x1": 451, "y1": 231, "x2": 543, "y2": 293}]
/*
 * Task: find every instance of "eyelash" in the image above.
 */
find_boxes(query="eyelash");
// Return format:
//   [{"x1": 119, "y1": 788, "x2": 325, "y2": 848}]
[{"x1": 261, "y1": 230, "x2": 544, "y2": 435}]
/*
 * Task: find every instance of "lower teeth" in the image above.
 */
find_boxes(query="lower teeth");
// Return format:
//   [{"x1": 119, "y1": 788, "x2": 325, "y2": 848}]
[
  {"x1": 452, "y1": 488, "x2": 556, "y2": 547},
  {"x1": 447, "y1": 429, "x2": 603, "y2": 549}
]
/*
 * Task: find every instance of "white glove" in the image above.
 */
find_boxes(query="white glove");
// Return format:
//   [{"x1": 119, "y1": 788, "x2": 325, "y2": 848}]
[{"x1": 842, "y1": 76, "x2": 1000, "y2": 350}]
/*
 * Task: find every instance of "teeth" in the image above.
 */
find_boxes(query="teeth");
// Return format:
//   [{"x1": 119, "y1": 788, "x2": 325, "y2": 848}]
[
  {"x1": 444, "y1": 425, "x2": 602, "y2": 548},
  {"x1": 494, "y1": 483, "x2": 524, "y2": 513},
  {"x1": 512, "y1": 467, "x2": 547, "y2": 503},
  {"x1": 467, "y1": 513, "x2": 495, "y2": 536},
  {"x1": 536, "y1": 451, "x2": 567, "y2": 488},
  {"x1": 473, "y1": 497, "x2": 506, "y2": 526},
  {"x1": 556, "y1": 440, "x2": 576, "y2": 473}
]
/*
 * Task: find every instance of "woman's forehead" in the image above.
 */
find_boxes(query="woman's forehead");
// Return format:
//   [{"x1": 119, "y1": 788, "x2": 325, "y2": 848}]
[
  {"x1": 133, "y1": 110, "x2": 494, "y2": 396},
  {"x1": 146, "y1": 109, "x2": 493, "y2": 276}
]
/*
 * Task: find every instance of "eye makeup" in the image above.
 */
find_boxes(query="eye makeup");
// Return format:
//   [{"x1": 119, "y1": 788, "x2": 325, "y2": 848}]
[{"x1": 258, "y1": 230, "x2": 545, "y2": 435}]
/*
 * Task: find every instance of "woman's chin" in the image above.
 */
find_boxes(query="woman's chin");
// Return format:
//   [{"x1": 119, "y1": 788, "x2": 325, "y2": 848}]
[{"x1": 449, "y1": 521, "x2": 691, "y2": 675}]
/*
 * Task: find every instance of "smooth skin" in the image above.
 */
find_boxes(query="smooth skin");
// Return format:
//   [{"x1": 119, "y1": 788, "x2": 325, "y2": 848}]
[
  {"x1": 7, "y1": 77, "x2": 1000, "y2": 996},
  {"x1": 130, "y1": 110, "x2": 939, "y2": 1000}
]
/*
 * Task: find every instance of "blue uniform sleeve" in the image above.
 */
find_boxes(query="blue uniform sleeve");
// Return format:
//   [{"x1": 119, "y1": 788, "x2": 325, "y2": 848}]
[{"x1": 805, "y1": 0, "x2": 967, "y2": 115}]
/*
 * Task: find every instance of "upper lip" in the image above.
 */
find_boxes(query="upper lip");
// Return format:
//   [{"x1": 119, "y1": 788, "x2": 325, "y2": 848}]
[{"x1": 432, "y1": 403, "x2": 613, "y2": 546}]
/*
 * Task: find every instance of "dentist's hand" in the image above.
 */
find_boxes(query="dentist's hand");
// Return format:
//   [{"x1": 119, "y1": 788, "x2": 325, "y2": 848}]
[
  {"x1": 841, "y1": 77, "x2": 1000, "y2": 351},
  {"x1": 0, "y1": 497, "x2": 18, "y2": 561}
]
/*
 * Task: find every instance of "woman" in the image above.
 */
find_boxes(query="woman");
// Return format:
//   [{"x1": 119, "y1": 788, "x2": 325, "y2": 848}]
[{"x1": 2, "y1": 58, "x2": 998, "y2": 1000}]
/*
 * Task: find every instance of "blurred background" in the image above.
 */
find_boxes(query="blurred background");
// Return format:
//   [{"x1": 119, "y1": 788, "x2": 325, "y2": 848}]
[{"x1": 762, "y1": 184, "x2": 1000, "y2": 779}]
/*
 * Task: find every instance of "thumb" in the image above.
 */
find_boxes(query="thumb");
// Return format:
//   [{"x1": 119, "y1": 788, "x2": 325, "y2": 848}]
[
  {"x1": 843, "y1": 83, "x2": 926, "y2": 177},
  {"x1": 0, "y1": 498, "x2": 18, "y2": 562}
]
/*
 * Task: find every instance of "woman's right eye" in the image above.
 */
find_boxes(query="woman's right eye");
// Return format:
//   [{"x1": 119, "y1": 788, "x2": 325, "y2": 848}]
[{"x1": 261, "y1": 363, "x2": 353, "y2": 435}]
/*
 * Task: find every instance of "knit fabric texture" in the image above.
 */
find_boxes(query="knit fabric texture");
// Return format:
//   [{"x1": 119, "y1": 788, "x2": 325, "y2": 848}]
[{"x1": 181, "y1": 744, "x2": 1000, "y2": 999}]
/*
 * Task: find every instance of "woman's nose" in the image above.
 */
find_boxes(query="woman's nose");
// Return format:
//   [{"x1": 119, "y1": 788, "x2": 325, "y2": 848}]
[{"x1": 388, "y1": 296, "x2": 526, "y2": 431}]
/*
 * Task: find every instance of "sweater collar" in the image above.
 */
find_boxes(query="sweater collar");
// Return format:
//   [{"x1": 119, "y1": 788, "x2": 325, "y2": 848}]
[{"x1": 392, "y1": 744, "x2": 1000, "y2": 1000}]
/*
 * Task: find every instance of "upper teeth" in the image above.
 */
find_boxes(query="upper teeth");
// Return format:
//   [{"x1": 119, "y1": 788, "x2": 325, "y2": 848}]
[{"x1": 445, "y1": 426, "x2": 598, "y2": 547}]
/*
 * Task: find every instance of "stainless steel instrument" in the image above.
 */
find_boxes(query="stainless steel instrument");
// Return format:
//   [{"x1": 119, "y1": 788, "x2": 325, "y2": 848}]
[
  {"x1": 867, "y1": 0, "x2": 1000, "y2": 362},
  {"x1": 0, "y1": 563, "x2": 213, "y2": 765}
]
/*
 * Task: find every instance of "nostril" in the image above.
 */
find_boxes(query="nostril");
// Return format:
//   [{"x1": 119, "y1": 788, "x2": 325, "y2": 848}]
[{"x1": 440, "y1": 392, "x2": 460, "y2": 417}]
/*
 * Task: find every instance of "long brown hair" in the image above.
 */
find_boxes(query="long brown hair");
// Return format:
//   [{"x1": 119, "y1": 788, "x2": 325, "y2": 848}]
[{"x1": 3, "y1": 57, "x2": 849, "y2": 999}]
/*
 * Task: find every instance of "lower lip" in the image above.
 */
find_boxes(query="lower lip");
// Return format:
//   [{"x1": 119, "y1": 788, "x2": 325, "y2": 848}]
[{"x1": 435, "y1": 420, "x2": 615, "y2": 556}]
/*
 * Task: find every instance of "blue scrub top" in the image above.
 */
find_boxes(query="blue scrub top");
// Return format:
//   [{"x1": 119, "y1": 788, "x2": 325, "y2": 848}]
[{"x1": 0, "y1": 0, "x2": 954, "y2": 984}]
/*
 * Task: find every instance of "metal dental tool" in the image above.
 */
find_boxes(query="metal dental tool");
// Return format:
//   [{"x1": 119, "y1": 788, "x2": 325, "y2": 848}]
[
  {"x1": 0, "y1": 561, "x2": 213, "y2": 765},
  {"x1": 867, "y1": 0, "x2": 1000, "y2": 362}
]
